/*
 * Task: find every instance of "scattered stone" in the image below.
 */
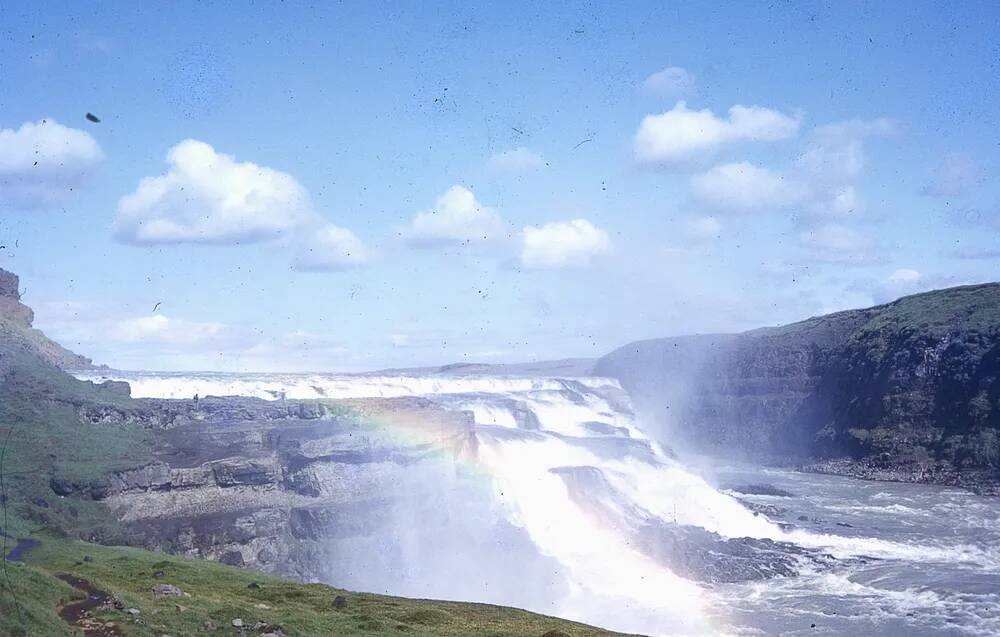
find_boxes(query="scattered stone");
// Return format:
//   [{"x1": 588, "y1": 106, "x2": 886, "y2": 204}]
[
  {"x1": 83, "y1": 555, "x2": 93, "y2": 562},
  {"x1": 203, "y1": 620, "x2": 217, "y2": 630},
  {"x1": 333, "y1": 595, "x2": 347, "y2": 609},
  {"x1": 247, "y1": 581, "x2": 261, "y2": 590},
  {"x1": 153, "y1": 570, "x2": 165, "y2": 578},
  {"x1": 173, "y1": 603, "x2": 186, "y2": 612},
  {"x1": 232, "y1": 618, "x2": 244, "y2": 628},
  {"x1": 126, "y1": 608, "x2": 141, "y2": 616},
  {"x1": 152, "y1": 583, "x2": 184, "y2": 598},
  {"x1": 255, "y1": 603, "x2": 271, "y2": 609}
]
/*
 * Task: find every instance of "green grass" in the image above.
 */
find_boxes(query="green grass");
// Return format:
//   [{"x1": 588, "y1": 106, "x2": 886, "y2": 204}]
[
  {"x1": 855, "y1": 282, "x2": 1000, "y2": 339},
  {"x1": 0, "y1": 364, "x2": 153, "y2": 542},
  {"x1": 1, "y1": 538, "x2": 631, "y2": 637}
]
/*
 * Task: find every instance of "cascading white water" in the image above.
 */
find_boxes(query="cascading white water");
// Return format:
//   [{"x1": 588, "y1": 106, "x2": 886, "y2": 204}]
[{"x1": 76, "y1": 370, "x2": 994, "y2": 635}]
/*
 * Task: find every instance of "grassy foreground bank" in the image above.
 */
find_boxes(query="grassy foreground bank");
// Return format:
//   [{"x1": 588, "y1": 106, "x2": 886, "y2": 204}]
[{"x1": 2, "y1": 538, "x2": 629, "y2": 637}]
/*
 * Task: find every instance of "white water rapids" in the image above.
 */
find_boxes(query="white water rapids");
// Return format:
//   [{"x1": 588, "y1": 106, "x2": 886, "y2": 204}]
[{"x1": 76, "y1": 371, "x2": 1000, "y2": 636}]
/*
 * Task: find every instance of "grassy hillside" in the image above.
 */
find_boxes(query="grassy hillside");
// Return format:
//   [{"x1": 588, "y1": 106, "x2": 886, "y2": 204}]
[{"x1": 2, "y1": 539, "x2": 628, "y2": 637}]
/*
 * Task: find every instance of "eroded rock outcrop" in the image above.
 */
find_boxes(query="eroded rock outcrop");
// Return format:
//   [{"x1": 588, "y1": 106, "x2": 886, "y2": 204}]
[{"x1": 92, "y1": 396, "x2": 478, "y2": 580}]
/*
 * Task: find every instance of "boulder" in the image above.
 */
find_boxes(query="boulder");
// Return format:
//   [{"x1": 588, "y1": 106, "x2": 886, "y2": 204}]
[
  {"x1": 152, "y1": 584, "x2": 184, "y2": 598},
  {"x1": 211, "y1": 459, "x2": 277, "y2": 487}
]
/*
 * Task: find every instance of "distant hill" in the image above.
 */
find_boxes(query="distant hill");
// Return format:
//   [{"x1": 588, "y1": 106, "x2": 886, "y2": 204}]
[
  {"x1": 596, "y1": 283, "x2": 1000, "y2": 492},
  {"x1": 370, "y1": 357, "x2": 597, "y2": 377}
]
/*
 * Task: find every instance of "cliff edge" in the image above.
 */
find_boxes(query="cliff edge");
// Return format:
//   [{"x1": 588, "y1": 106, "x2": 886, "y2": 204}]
[{"x1": 596, "y1": 283, "x2": 1000, "y2": 492}]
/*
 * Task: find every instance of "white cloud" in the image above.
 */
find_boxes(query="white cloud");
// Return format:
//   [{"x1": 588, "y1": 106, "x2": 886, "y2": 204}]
[
  {"x1": 0, "y1": 118, "x2": 104, "y2": 207},
  {"x1": 634, "y1": 101, "x2": 800, "y2": 163},
  {"x1": 686, "y1": 116, "x2": 893, "y2": 268},
  {"x1": 887, "y1": 268, "x2": 922, "y2": 284},
  {"x1": 488, "y1": 147, "x2": 545, "y2": 173},
  {"x1": 923, "y1": 153, "x2": 982, "y2": 198},
  {"x1": 520, "y1": 219, "x2": 611, "y2": 269},
  {"x1": 402, "y1": 185, "x2": 505, "y2": 247},
  {"x1": 292, "y1": 223, "x2": 369, "y2": 271},
  {"x1": 870, "y1": 269, "x2": 969, "y2": 304},
  {"x1": 111, "y1": 314, "x2": 225, "y2": 345},
  {"x1": 641, "y1": 66, "x2": 695, "y2": 96},
  {"x1": 114, "y1": 139, "x2": 317, "y2": 244},
  {"x1": 805, "y1": 185, "x2": 864, "y2": 218},
  {"x1": 799, "y1": 223, "x2": 877, "y2": 264},
  {"x1": 691, "y1": 162, "x2": 805, "y2": 212},
  {"x1": 680, "y1": 216, "x2": 722, "y2": 242},
  {"x1": 113, "y1": 139, "x2": 370, "y2": 273}
]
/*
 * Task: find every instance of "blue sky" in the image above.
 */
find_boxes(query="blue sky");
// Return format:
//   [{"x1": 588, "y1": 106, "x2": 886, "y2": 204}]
[{"x1": 1, "y1": 1, "x2": 998, "y2": 371}]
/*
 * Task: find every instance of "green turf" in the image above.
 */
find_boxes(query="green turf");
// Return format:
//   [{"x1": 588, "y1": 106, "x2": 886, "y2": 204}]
[{"x1": 1, "y1": 538, "x2": 631, "y2": 637}]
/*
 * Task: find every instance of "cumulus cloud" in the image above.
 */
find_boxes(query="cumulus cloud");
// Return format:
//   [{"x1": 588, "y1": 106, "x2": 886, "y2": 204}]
[
  {"x1": 113, "y1": 139, "x2": 369, "y2": 272},
  {"x1": 402, "y1": 185, "x2": 505, "y2": 247},
  {"x1": 641, "y1": 66, "x2": 695, "y2": 96},
  {"x1": 291, "y1": 223, "x2": 369, "y2": 271},
  {"x1": 114, "y1": 139, "x2": 317, "y2": 244},
  {"x1": 520, "y1": 219, "x2": 611, "y2": 269},
  {"x1": 923, "y1": 153, "x2": 982, "y2": 198},
  {"x1": 634, "y1": 101, "x2": 800, "y2": 163},
  {"x1": 488, "y1": 147, "x2": 545, "y2": 173},
  {"x1": 686, "y1": 118, "x2": 895, "y2": 264},
  {"x1": 0, "y1": 118, "x2": 104, "y2": 207},
  {"x1": 797, "y1": 118, "x2": 894, "y2": 186},
  {"x1": 691, "y1": 162, "x2": 805, "y2": 213}
]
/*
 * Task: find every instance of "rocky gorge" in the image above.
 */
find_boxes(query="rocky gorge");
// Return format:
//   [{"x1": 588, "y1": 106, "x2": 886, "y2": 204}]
[{"x1": 596, "y1": 283, "x2": 1000, "y2": 494}]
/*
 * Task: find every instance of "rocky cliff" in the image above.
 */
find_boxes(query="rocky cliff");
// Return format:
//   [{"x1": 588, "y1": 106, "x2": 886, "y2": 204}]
[
  {"x1": 89, "y1": 396, "x2": 478, "y2": 580},
  {"x1": 0, "y1": 267, "x2": 96, "y2": 371},
  {"x1": 596, "y1": 283, "x2": 1000, "y2": 492}
]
